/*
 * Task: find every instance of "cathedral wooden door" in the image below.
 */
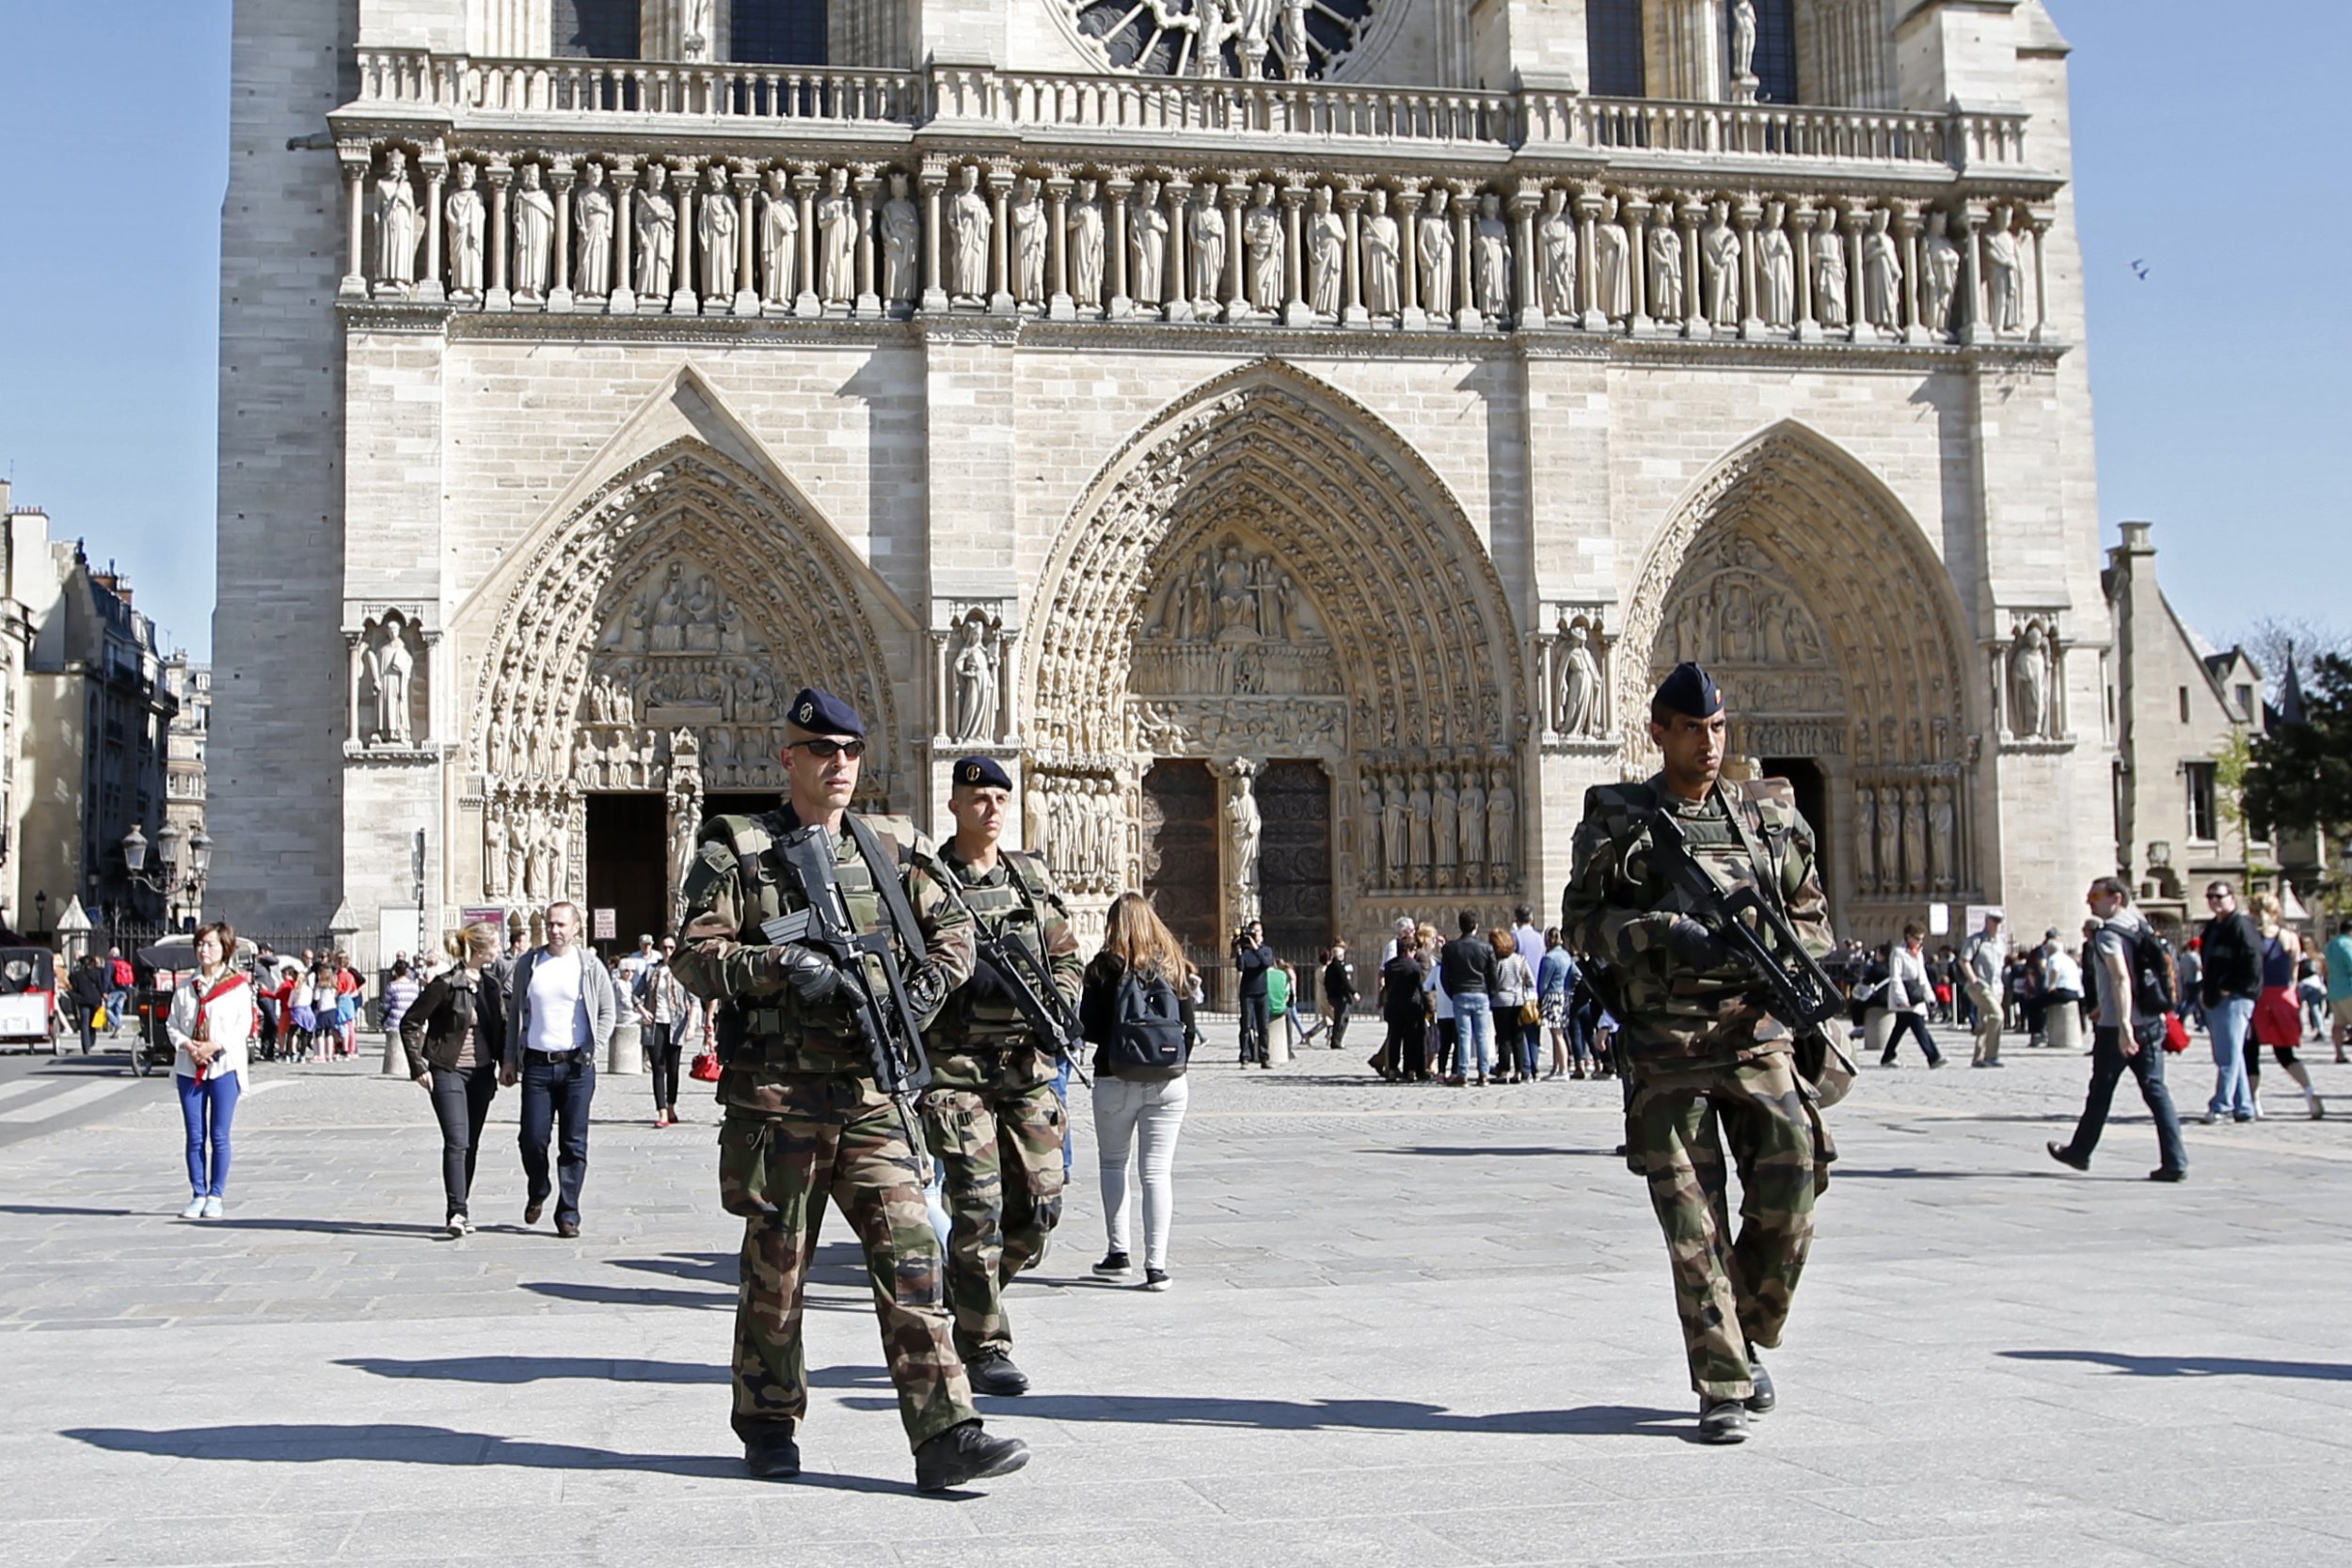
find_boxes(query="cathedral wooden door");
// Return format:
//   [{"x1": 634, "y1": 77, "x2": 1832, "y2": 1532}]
[
  {"x1": 1258, "y1": 759, "x2": 1333, "y2": 960},
  {"x1": 1140, "y1": 759, "x2": 1219, "y2": 959}
]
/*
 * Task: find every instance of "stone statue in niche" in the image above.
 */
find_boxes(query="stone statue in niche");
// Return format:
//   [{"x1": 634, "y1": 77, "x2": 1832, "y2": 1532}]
[
  {"x1": 372, "y1": 148, "x2": 419, "y2": 291},
  {"x1": 1432, "y1": 769, "x2": 1459, "y2": 877},
  {"x1": 513, "y1": 163, "x2": 556, "y2": 302},
  {"x1": 1244, "y1": 183, "x2": 1283, "y2": 313},
  {"x1": 484, "y1": 810, "x2": 508, "y2": 897},
  {"x1": 1360, "y1": 778, "x2": 1384, "y2": 885},
  {"x1": 503, "y1": 807, "x2": 528, "y2": 895},
  {"x1": 1874, "y1": 784, "x2": 1900, "y2": 895},
  {"x1": 1226, "y1": 765, "x2": 1262, "y2": 912},
  {"x1": 1559, "y1": 623, "x2": 1603, "y2": 737},
  {"x1": 946, "y1": 165, "x2": 991, "y2": 305},
  {"x1": 1732, "y1": 0, "x2": 1759, "y2": 86},
  {"x1": 1486, "y1": 767, "x2": 1516, "y2": 879},
  {"x1": 1306, "y1": 186, "x2": 1344, "y2": 316},
  {"x1": 1759, "y1": 201, "x2": 1795, "y2": 327},
  {"x1": 1189, "y1": 182, "x2": 1228, "y2": 309},
  {"x1": 634, "y1": 163, "x2": 676, "y2": 297},
  {"x1": 1362, "y1": 188, "x2": 1402, "y2": 315},
  {"x1": 1130, "y1": 178, "x2": 1168, "y2": 306},
  {"x1": 1595, "y1": 195, "x2": 1630, "y2": 321},
  {"x1": 881, "y1": 171, "x2": 919, "y2": 305},
  {"x1": 1069, "y1": 179, "x2": 1105, "y2": 308},
  {"x1": 1702, "y1": 199, "x2": 1740, "y2": 327},
  {"x1": 1473, "y1": 193, "x2": 1512, "y2": 317},
  {"x1": 1417, "y1": 187, "x2": 1454, "y2": 315},
  {"x1": 949, "y1": 619, "x2": 998, "y2": 743},
  {"x1": 1382, "y1": 776, "x2": 1409, "y2": 884},
  {"x1": 1455, "y1": 768, "x2": 1486, "y2": 878},
  {"x1": 1813, "y1": 209, "x2": 1848, "y2": 328},
  {"x1": 1537, "y1": 187, "x2": 1576, "y2": 319},
  {"x1": 1192, "y1": 0, "x2": 1241, "y2": 77},
  {"x1": 2009, "y1": 622, "x2": 2054, "y2": 738},
  {"x1": 1009, "y1": 176, "x2": 1047, "y2": 306},
  {"x1": 1929, "y1": 782, "x2": 1956, "y2": 892},
  {"x1": 1902, "y1": 786, "x2": 1929, "y2": 895},
  {"x1": 1861, "y1": 208, "x2": 1902, "y2": 333},
  {"x1": 817, "y1": 166, "x2": 856, "y2": 304},
  {"x1": 444, "y1": 162, "x2": 484, "y2": 297},
  {"x1": 1406, "y1": 771, "x2": 1433, "y2": 870},
  {"x1": 1983, "y1": 205, "x2": 2024, "y2": 334},
  {"x1": 1923, "y1": 207, "x2": 1960, "y2": 339},
  {"x1": 758, "y1": 167, "x2": 799, "y2": 305},
  {"x1": 574, "y1": 162, "x2": 613, "y2": 298},
  {"x1": 681, "y1": 0, "x2": 714, "y2": 57},
  {"x1": 1647, "y1": 214, "x2": 1684, "y2": 321},
  {"x1": 1855, "y1": 787, "x2": 1878, "y2": 895},
  {"x1": 361, "y1": 612, "x2": 418, "y2": 746},
  {"x1": 697, "y1": 163, "x2": 738, "y2": 301}
]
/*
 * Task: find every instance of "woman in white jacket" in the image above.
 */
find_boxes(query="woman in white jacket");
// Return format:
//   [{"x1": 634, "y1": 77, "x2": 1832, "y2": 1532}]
[
  {"x1": 1880, "y1": 923, "x2": 1947, "y2": 1069},
  {"x1": 166, "y1": 923, "x2": 258, "y2": 1219}
]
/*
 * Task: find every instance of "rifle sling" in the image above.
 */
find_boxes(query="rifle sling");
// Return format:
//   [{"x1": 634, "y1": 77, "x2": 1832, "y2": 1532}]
[{"x1": 844, "y1": 812, "x2": 929, "y2": 974}]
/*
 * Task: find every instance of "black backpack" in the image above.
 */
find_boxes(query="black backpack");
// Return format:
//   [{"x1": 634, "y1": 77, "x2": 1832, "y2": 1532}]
[
  {"x1": 1104, "y1": 964, "x2": 1187, "y2": 1073},
  {"x1": 2121, "y1": 921, "x2": 2178, "y2": 1017}
]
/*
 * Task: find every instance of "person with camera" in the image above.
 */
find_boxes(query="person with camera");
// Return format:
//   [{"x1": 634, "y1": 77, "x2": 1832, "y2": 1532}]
[
  {"x1": 1232, "y1": 920, "x2": 1275, "y2": 1068},
  {"x1": 672, "y1": 689, "x2": 1027, "y2": 1494}
]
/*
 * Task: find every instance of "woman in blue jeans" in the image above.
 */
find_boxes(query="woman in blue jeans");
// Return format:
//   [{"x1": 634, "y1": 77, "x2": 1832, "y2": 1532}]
[{"x1": 167, "y1": 923, "x2": 257, "y2": 1219}]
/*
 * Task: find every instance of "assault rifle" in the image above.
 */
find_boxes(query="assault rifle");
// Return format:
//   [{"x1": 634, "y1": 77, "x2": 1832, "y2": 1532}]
[
  {"x1": 936, "y1": 878, "x2": 1088, "y2": 1085},
  {"x1": 761, "y1": 824, "x2": 936, "y2": 1183}
]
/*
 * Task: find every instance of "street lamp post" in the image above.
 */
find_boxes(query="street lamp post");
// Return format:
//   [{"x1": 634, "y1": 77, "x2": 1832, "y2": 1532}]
[{"x1": 123, "y1": 822, "x2": 211, "y2": 930}]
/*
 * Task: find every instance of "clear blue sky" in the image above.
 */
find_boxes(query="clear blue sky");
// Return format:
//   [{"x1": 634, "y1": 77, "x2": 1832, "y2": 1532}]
[{"x1": 0, "y1": 1, "x2": 2343, "y2": 662}]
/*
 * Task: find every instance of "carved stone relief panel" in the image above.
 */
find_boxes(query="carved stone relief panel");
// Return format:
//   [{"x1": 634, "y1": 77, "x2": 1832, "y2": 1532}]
[
  {"x1": 1357, "y1": 752, "x2": 1518, "y2": 896},
  {"x1": 1026, "y1": 767, "x2": 1133, "y2": 899}
]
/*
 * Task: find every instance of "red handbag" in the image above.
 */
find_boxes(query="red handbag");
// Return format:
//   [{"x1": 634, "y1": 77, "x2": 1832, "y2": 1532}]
[
  {"x1": 2161, "y1": 1013, "x2": 2190, "y2": 1053},
  {"x1": 688, "y1": 1050, "x2": 722, "y2": 1083}
]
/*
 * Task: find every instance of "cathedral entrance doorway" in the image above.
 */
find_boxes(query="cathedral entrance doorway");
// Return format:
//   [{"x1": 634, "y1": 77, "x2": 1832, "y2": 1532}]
[
  {"x1": 584, "y1": 793, "x2": 666, "y2": 958},
  {"x1": 1759, "y1": 757, "x2": 1831, "y2": 895},
  {"x1": 1257, "y1": 759, "x2": 1332, "y2": 960},
  {"x1": 1139, "y1": 759, "x2": 1220, "y2": 961}
]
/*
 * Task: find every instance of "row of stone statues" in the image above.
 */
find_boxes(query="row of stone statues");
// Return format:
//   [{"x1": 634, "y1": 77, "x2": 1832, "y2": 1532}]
[
  {"x1": 359, "y1": 145, "x2": 2045, "y2": 339},
  {"x1": 1026, "y1": 776, "x2": 1129, "y2": 896},
  {"x1": 1856, "y1": 777, "x2": 1958, "y2": 899},
  {"x1": 482, "y1": 796, "x2": 569, "y2": 903},
  {"x1": 1360, "y1": 763, "x2": 1518, "y2": 893}
]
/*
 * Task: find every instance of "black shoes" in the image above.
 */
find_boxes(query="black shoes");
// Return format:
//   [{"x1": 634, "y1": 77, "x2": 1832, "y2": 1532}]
[
  {"x1": 1092, "y1": 1250, "x2": 1132, "y2": 1276},
  {"x1": 555, "y1": 1219, "x2": 580, "y2": 1239},
  {"x1": 523, "y1": 1202, "x2": 544, "y2": 1226},
  {"x1": 1745, "y1": 1354, "x2": 1776, "y2": 1415},
  {"x1": 2148, "y1": 1167, "x2": 2186, "y2": 1183},
  {"x1": 1142, "y1": 1268, "x2": 1170, "y2": 1291},
  {"x1": 2046, "y1": 1142, "x2": 2090, "y2": 1172},
  {"x1": 1696, "y1": 1399, "x2": 1750, "y2": 1444},
  {"x1": 966, "y1": 1353, "x2": 1030, "y2": 1397},
  {"x1": 914, "y1": 1421, "x2": 1030, "y2": 1493},
  {"x1": 743, "y1": 1432, "x2": 801, "y2": 1479}
]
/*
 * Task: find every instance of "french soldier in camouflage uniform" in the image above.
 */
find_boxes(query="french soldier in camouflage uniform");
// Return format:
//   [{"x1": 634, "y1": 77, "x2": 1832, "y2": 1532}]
[
  {"x1": 923, "y1": 755, "x2": 1084, "y2": 1396},
  {"x1": 672, "y1": 688, "x2": 1029, "y2": 1493},
  {"x1": 1561, "y1": 662, "x2": 1835, "y2": 1445}
]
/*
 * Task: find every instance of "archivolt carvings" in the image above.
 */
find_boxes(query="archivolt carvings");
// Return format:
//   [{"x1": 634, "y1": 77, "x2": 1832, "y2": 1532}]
[{"x1": 1027, "y1": 362, "x2": 1522, "y2": 768}]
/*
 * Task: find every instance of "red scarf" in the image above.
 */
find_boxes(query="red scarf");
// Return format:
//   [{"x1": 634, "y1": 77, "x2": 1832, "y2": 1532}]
[{"x1": 189, "y1": 971, "x2": 250, "y2": 1084}]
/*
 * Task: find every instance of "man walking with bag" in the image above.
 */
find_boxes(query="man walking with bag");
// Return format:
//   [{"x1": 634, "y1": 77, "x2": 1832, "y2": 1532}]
[{"x1": 2048, "y1": 878, "x2": 2188, "y2": 1182}]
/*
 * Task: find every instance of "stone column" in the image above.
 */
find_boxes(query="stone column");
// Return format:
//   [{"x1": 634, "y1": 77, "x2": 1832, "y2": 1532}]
[
  {"x1": 853, "y1": 169, "x2": 882, "y2": 317},
  {"x1": 669, "y1": 158, "x2": 699, "y2": 315},
  {"x1": 1221, "y1": 184, "x2": 1247, "y2": 322},
  {"x1": 1623, "y1": 193, "x2": 1651, "y2": 332},
  {"x1": 1280, "y1": 184, "x2": 1311, "y2": 326},
  {"x1": 1896, "y1": 200, "x2": 1926, "y2": 342},
  {"x1": 1843, "y1": 209, "x2": 1867, "y2": 341},
  {"x1": 1164, "y1": 178, "x2": 1192, "y2": 321},
  {"x1": 1046, "y1": 175, "x2": 1074, "y2": 321},
  {"x1": 734, "y1": 166, "x2": 760, "y2": 315},
  {"x1": 997, "y1": 628, "x2": 1022, "y2": 744},
  {"x1": 340, "y1": 150, "x2": 370, "y2": 297},
  {"x1": 485, "y1": 159, "x2": 513, "y2": 310},
  {"x1": 1397, "y1": 184, "x2": 1424, "y2": 327},
  {"x1": 2027, "y1": 206, "x2": 2056, "y2": 341},
  {"x1": 1106, "y1": 175, "x2": 1134, "y2": 319},
  {"x1": 987, "y1": 168, "x2": 1015, "y2": 314},
  {"x1": 1790, "y1": 197, "x2": 1817, "y2": 341},
  {"x1": 609, "y1": 159, "x2": 638, "y2": 315},
  {"x1": 1955, "y1": 202, "x2": 1983, "y2": 344},
  {"x1": 419, "y1": 153, "x2": 448, "y2": 304},
  {"x1": 920, "y1": 165, "x2": 948, "y2": 312},
  {"x1": 1575, "y1": 187, "x2": 1604, "y2": 330},
  {"x1": 793, "y1": 167, "x2": 821, "y2": 316},
  {"x1": 1511, "y1": 182, "x2": 1542, "y2": 330},
  {"x1": 1736, "y1": 197, "x2": 1762, "y2": 338},
  {"x1": 1677, "y1": 197, "x2": 1705, "y2": 338},
  {"x1": 548, "y1": 160, "x2": 575, "y2": 312},
  {"x1": 1341, "y1": 187, "x2": 1368, "y2": 328},
  {"x1": 1453, "y1": 197, "x2": 1478, "y2": 331}
]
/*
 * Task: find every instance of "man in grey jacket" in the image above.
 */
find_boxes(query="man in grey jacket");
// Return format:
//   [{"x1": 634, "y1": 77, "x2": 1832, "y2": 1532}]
[{"x1": 501, "y1": 901, "x2": 619, "y2": 1236}]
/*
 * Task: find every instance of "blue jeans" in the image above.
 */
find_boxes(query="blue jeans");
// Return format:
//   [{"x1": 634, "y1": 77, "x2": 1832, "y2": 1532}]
[
  {"x1": 177, "y1": 1070, "x2": 241, "y2": 1197},
  {"x1": 2205, "y1": 995, "x2": 2256, "y2": 1119},
  {"x1": 2060, "y1": 1024, "x2": 2187, "y2": 1175},
  {"x1": 1454, "y1": 992, "x2": 1494, "y2": 1079},
  {"x1": 518, "y1": 1053, "x2": 596, "y2": 1226}
]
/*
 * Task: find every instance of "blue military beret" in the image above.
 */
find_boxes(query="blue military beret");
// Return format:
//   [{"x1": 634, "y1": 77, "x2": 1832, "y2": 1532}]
[
  {"x1": 1653, "y1": 661, "x2": 1724, "y2": 719},
  {"x1": 954, "y1": 755, "x2": 1013, "y2": 791},
  {"x1": 786, "y1": 688, "x2": 865, "y2": 737}
]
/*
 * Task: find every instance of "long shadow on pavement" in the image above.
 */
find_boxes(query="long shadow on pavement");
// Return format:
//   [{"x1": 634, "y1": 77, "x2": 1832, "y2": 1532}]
[
  {"x1": 2003, "y1": 1351, "x2": 2352, "y2": 1382},
  {"x1": 844, "y1": 1392, "x2": 1689, "y2": 1438},
  {"x1": 335, "y1": 1355, "x2": 889, "y2": 1389},
  {"x1": 61, "y1": 1423, "x2": 907, "y2": 1491}
]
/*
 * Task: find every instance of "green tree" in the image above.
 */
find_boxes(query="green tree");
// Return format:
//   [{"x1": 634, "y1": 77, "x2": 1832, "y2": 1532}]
[{"x1": 2242, "y1": 653, "x2": 2352, "y2": 847}]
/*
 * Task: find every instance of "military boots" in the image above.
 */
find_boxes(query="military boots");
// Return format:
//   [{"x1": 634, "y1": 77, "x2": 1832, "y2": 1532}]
[{"x1": 914, "y1": 1421, "x2": 1031, "y2": 1493}]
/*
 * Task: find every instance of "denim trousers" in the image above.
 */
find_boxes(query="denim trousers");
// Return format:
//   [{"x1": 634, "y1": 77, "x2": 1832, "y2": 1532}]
[
  {"x1": 2062, "y1": 1024, "x2": 2188, "y2": 1174},
  {"x1": 519, "y1": 1053, "x2": 596, "y2": 1224},
  {"x1": 429, "y1": 1061, "x2": 500, "y2": 1219},
  {"x1": 1454, "y1": 993, "x2": 1494, "y2": 1078},
  {"x1": 177, "y1": 1069, "x2": 242, "y2": 1197},
  {"x1": 2205, "y1": 995, "x2": 2255, "y2": 1119}
]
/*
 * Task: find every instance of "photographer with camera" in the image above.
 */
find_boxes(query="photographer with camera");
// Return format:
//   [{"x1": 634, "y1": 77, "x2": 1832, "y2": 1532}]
[{"x1": 1232, "y1": 920, "x2": 1275, "y2": 1068}]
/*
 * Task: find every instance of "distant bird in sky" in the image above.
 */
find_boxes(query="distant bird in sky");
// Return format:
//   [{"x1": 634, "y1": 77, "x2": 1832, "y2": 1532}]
[{"x1": 2129, "y1": 259, "x2": 2151, "y2": 280}]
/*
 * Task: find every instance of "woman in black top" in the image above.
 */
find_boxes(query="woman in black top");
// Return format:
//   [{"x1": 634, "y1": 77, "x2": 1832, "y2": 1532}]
[
  {"x1": 1078, "y1": 893, "x2": 1193, "y2": 1291},
  {"x1": 399, "y1": 924, "x2": 507, "y2": 1237},
  {"x1": 68, "y1": 955, "x2": 108, "y2": 1054}
]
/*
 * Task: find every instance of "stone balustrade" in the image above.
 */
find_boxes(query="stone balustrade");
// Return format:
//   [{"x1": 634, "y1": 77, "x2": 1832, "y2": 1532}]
[
  {"x1": 344, "y1": 48, "x2": 2036, "y2": 176},
  {"x1": 336, "y1": 131, "x2": 2064, "y2": 351}
]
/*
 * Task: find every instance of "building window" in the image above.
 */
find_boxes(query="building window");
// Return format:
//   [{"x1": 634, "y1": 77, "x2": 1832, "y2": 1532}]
[
  {"x1": 731, "y1": 0, "x2": 827, "y2": 65},
  {"x1": 1587, "y1": 0, "x2": 1646, "y2": 97},
  {"x1": 1751, "y1": 0, "x2": 1798, "y2": 104},
  {"x1": 2185, "y1": 762, "x2": 2217, "y2": 843},
  {"x1": 552, "y1": 0, "x2": 639, "y2": 59},
  {"x1": 2178, "y1": 686, "x2": 2190, "y2": 723},
  {"x1": 2236, "y1": 683, "x2": 2255, "y2": 720}
]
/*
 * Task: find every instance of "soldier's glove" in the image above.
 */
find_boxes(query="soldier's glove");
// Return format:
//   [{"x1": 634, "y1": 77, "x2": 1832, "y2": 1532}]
[
  {"x1": 903, "y1": 960, "x2": 951, "y2": 1023},
  {"x1": 766, "y1": 942, "x2": 847, "y2": 1006},
  {"x1": 1663, "y1": 916, "x2": 1740, "y2": 971}
]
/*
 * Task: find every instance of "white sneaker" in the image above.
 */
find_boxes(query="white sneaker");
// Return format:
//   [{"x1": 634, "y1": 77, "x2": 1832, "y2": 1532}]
[
  {"x1": 200, "y1": 1196, "x2": 223, "y2": 1219},
  {"x1": 179, "y1": 1196, "x2": 206, "y2": 1220}
]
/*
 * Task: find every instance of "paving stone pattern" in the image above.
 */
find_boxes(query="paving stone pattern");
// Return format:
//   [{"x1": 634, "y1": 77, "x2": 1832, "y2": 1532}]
[{"x1": 2, "y1": 1022, "x2": 2347, "y2": 1566}]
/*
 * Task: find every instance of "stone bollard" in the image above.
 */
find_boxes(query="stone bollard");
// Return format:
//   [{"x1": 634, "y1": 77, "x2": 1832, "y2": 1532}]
[
  {"x1": 2044, "y1": 998, "x2": 2084, "y2": 1054},
  {"x1": 1266, "y1": 1012, "x2": 1292, "y2": 1067},
  {"x1": 1864, "y1": 1007, "x2": 1895, "y2": 1062},
  {"x1": 608, "y1": 1014, "x2": 644, "y2": 1075},
  {"x1": 379, "y1": 1030, "x2": 406, "y2": 1078}
]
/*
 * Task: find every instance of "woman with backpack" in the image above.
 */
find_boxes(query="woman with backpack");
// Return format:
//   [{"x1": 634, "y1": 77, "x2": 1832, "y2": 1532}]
[{"x1": 1079, "y1": 892, "x2": 1195, "y2": 1291}]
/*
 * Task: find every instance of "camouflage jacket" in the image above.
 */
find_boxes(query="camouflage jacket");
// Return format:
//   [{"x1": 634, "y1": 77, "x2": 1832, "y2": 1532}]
[
  {"x1": 927, "y1": 845, "x2": 1084, "y2": 1090},
  {"x1": 672, "y1": 806, "x2": 975, "y2": 1109},
  {"x1": 1561, "y1": 773, "x2": 1833, "y2": 1067}
]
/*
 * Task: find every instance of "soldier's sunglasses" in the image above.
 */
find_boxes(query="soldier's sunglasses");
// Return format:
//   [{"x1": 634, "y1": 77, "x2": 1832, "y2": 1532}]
[{"x1": 791, "y1": 738, "x2": 866, "y2": 760}]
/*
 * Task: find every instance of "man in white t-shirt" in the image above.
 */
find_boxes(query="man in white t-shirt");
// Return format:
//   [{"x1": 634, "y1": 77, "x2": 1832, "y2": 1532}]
[{"x1": 501, "y1": 902, "x2": 619, "y2": 1236}]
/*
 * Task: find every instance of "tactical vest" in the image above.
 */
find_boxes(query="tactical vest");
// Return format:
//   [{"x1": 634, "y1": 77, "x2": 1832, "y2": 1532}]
[{"x1": 947, "y1": 851, "x2": 1053, "y2": 1044}]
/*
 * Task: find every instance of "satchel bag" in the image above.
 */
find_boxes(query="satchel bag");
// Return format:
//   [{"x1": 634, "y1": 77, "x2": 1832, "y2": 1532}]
[{"x1": 688, "y1": 1048, "x2": 722, "y2": 1083}]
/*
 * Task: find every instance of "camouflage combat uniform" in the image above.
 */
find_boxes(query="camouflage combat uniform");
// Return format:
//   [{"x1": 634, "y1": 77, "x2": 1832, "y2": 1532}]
[
  {"x1": 1562, "y1": 775, "x2": 1835, "y2": 1402},
  {"x1": 922, "y1": 847, "x2": 1084, "y2": 1364},
  {"x1": 672, "y1": 807, "x2": 978, "y2": 1453}
]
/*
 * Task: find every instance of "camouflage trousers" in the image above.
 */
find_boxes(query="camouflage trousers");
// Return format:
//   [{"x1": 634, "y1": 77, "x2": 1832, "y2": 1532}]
[
  {"x1": 718, "y1": 1085, "x2": 977, "y2": 1452},
  {"x1": 918, "y1": 1069, "x2": 1067, "y2": 1362},
  {"x1": 1628, "y1": 1053, "x2": 1820, "y2": 1402}
]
